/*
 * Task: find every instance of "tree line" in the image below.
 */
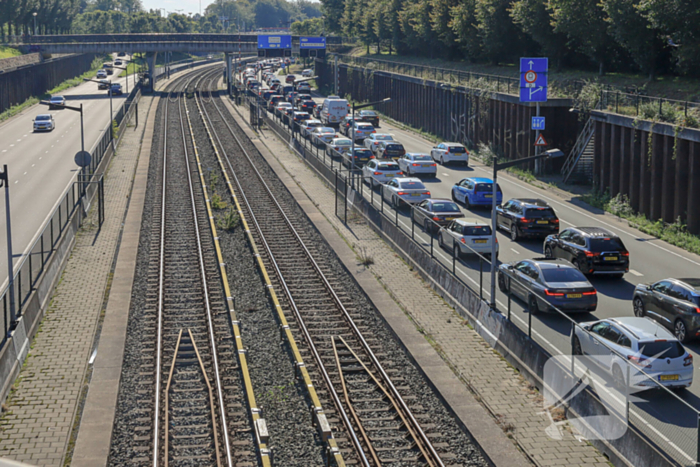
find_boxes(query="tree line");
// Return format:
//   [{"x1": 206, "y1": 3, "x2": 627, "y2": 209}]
[
  {"x1": 1, "y1": 0, "x2": 321, "y2": 40},
  {"x1": 319, "y1": 0, "x2": 700, "y2": 78}
]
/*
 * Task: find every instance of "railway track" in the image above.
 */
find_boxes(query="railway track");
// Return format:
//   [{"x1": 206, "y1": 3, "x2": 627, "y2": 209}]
[{"x1": 190, "y1": 67, "x2": 460, "y2": 466}]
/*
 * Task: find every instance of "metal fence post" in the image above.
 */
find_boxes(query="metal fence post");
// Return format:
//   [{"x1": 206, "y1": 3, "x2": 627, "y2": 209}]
[
  {"x1": 395, "y1": 204, "x2": 399, "y2": 226},
  {"x1": 430, "y1": 227, "x2": 434, "y2": 258},
  {"x1": 507, "y1": 292, "x2": 511, "y2": 321},
  {"x1": 479, "y1": 257, "x2": 483, "y2": 300},
  {"x1": 452, "y1": 245, "x2": 456, "y2": 275},
  {"x1": 528, "y1": 304, "x2": 532, "y2": 339},
  {"x1": 380, "y1": 187, "x2": 384, "y2": 213},
  {"x1": 411, "y1": 209, "x2": 415, "y2": 240},
  {"x1": 334, "y1": 169, "x2": 338, "y2": 217},
  {"x1": 571, "y1": 322, "x2": 576, "y2": 377}
]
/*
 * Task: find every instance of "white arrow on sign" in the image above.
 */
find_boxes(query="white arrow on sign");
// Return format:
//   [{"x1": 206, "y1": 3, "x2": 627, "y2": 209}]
[
  {"x1": 530, "y1": 86, "x2": 543, "y2": 99},
  {"x1": 528, "y1": 60, "x2": 534, "y2": 69}
]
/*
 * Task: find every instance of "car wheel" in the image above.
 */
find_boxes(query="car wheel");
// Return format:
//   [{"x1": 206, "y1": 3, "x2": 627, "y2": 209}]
[
  {"x1": 464, "y1": 195, "x2": 471, "y2": 210},
  {"x1": 674, "y1": 319, "x2": 690, "y2": 344},
  {"x1": 572, "y1": 336, "x2": 582, "y2": 356},
  {"x1": 528, "y1": 295, "x2": 539, "y2": 314},
  {"x1": 451, "y1": 190, "x2": 457, "y2": 202},
  {"x1": 439, "y1": 234, "x2": 445, "y2": 248},
  {"x1": 440, "y1": 156, "x2": 445, "y2": 165},
  {"x1": 498, "y1": 273, "x2": 509, "y2": 293},
  {"x1": 544, "y1": 246, "x2": 553, "y2": 258},
  {"x1": 633, "y1": 298, "x2": 645, "y2": 317},
  {"x1": 510, "y1": 225, "x2": 519, "y2": 241}
]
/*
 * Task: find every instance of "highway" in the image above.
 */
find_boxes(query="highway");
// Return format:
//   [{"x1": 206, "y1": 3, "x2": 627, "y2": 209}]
[
  {"x1": 0, "y1": 57, "x2": 135, "y2": 292},
  {"x1": 251, "y1": 70, "x2": 700, "y2": 462}
]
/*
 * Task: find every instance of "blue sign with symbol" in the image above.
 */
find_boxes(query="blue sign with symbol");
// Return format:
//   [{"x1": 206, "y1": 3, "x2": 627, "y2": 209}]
[
  {"x1": 300, "y1": 37, "x2": 326, "y2": 49},
  {"x1": 520, "y1": 57, "x2": 548, "y2": 103},
  {"x1": 257, "y1": 35, "x2": 292, "y2": 49},
  {"x1": 531, "y1": 117, "x2": 545, "y2": 131}
]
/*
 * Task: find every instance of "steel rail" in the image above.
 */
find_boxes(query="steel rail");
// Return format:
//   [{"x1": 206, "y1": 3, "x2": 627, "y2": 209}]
[{"x1": 205, "y1": 81, "x2": 446, "y2": 467}]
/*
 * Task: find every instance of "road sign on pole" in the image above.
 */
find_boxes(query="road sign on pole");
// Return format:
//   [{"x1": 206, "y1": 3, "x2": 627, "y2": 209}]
[
  {"x1": 520, "y1": 57, "x2": 548, "y2": 103},
  {"x1": 531, "y1": 117, "x2": 545, "y2": 131},
  {"x1": 534, "y1": 134, "x2": 548, "y2": 146}
]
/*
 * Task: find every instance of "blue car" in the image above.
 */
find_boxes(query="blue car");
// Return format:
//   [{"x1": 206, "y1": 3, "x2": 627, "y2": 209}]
[{"x1": 451, "y1": 177, "x2": 502, "y2": 208}]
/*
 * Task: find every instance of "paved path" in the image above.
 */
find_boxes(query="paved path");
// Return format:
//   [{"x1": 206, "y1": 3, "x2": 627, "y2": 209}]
[
  {"x1": 0, "y1": 94, "x2": 153, "y2": 466},
  {"x1": 228, "y1": 99, "x2": 612, "y2": 467}
]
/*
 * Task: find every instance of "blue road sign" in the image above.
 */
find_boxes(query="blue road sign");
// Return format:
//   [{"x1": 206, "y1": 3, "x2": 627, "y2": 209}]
[
  {"x1": 520, "y1": 57, "x2": 548, "y2": 103},
  {"x1": 531, "y1": 116, "x2": 545, "y2": 131},
  {"x1": 300, "y1": 37, "x2": 326, "y2": 49},
  {"x1": 257, "y1": 35, "x2": 292, "y2": 49}
]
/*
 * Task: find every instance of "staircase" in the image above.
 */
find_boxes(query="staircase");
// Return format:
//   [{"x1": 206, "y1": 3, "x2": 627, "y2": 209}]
[{"x1": 562, "y1": 117, "x2": 595, "y2": 184}]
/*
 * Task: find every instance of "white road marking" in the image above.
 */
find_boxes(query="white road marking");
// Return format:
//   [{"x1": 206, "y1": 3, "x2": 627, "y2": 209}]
[
  {"x1": 16, "y1": 139, "x2": 20, "y2": 142},
  {"x1": 2, "y1": 150, "x2": 6, "y2": 153},
  {"x1": 629, "y1": 269, "x2": 643, "y2": 277},
  {"x1": 31, "y1": 164, "x2": 34, "y2": 167},
  {"x1": 14, "y1": 180, "x2": 17, "y2": 184},
  {"x1": 510, "y1": 248, "x2": 520, "y2": 255},
  {"x1": 23, "y1": 172, "x2": 27, "y2": 175},
  {"x1": 23, "y1": 134, "x2": 27, "y2": 137},
  {"x1": 442, "y1": 173, "x2": 450, "y2": 177},
  {"x1": 9, "y1": 144, "x2": 14, "y2": 147}
]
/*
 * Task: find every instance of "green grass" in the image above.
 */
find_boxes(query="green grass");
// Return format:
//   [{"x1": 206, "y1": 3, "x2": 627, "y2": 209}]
[
  {"x1": 0, "y1": 55, "x2": 109, "y2": 123},
  {"x1": 580, "y1": 190, "x2": 700, "y2": 256},
  {"x1": 0, "y1": 46, "x2": 21, "y2": 59}
]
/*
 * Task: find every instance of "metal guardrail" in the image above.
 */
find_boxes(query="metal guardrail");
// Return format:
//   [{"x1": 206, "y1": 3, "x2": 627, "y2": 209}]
[
  {"x1": 598, "y1": 89, "x2": 700, "y2": 124},
  {"x1": 250, "y1": 89, "x2": 700, "y2": 467},
  {"x1": 0, "y1": 80, "x2": 142, "y2": 347}
]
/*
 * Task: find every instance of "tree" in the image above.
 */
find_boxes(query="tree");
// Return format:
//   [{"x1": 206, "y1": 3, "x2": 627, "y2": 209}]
[
  {"x1": 430, "y1": 0, "x2": 459, "y2": 58},
  {"x1": 474, "y1": 0, "x2": 524, "y2": 65},
  {"x1": 510, "y1": 0, "x2": 569, "y2": 69},
  {"x1": 291, "y1": 17, "x2": 323, "y2": 35},
  {"x1": 320, "y1": 0, "x2": 344, "y2": 34},
  {"x1": 449, "y1": 0, "x2": 481, "y2": 60}
]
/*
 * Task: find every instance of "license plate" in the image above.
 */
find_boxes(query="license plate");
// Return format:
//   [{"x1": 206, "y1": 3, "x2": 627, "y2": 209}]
[
  {"x1": 474, "y1": 239, "x2": 487, "y2": 244},
  {"x1": 385, "y1": 174, "x2": 394, "y2": 177},
  {"x1": 360, "y1": 158, "x2": 368, "y2": 161},
  {"x1": 422, "y1": 164, "x2": 431, "y2": 167},
  {"x1": 445, "y1": 217, "x2": 455, "y2": 221},
  {"x1": 566, "y1": 293, "x2": 582, "y2": 299},
  {"x1": 411, "y1": 193, "x2": 421, "y2": 197},
  {"x1": 660, "y1": 374, "x2": 679, "y2": 381},
  {"x1": 604, "y1": 256, "x2": 618, "y2": 261},
  {"x1": 537, "y1": 220, "x2": 548, "y2": 224},
  {"x1": 484, "y1": 194, "x2": 493, "y2": 198}
]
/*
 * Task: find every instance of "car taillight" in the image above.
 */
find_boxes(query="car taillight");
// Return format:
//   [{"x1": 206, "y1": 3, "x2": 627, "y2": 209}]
[
  {"x1": 582, "y1": 291, "x2": 597, "y2": 296},
  {"x1": 628, "y1": 355, "x2": 651, "y2": 368},
  {"x1": 371, "y1": 131, "x2": 376, "y2": 133},
  {"x1": 422, "y1": 192, "x2": 430, "y2": 196},
  {"x1": 374, "y1": 142, "x2": 379, "y2": 145},
  {"x1": 585, "y1": 251, "x2": 601, "y2": 257},
  {"x1": 460, "y1": 238, "x2": 467, "y2": 244},
  {"x1": 412, "y1": 163, "x2": 420, "y2": 166},
  {"x1": 431, "y1": 163, "x2": 437, "y2": 167},
  {"x1": 520, "y1": 218, "x2": 532, "y2": 223},
  {"x1": 397, "y1": 192, "x2": 408, "y2": 195},
  {"x1": 370, "y1": 155, "x2": 375, "y2": 159},
  {"x1": 684, "y1": 354, "x2": 693, "y2": 366},
  {"x1": 374, "y1": 172, "x2": 381, "y2": 175},
  {"x1": 695, "y1": 307, "x2": 700, "y2": 314},
  {"x1": 397, "y1": 172, "x2": 403, "y2": 175},
  {"x1": 621, "y1": 251, "x2": 630, "y2": 256},
  {"x1": 432, "y1": 216, "x2": 441, "y2": 221},
  {"x1": 551, "y1": 219, "x2": 560, "y2": 223},
  {"x1": 544, "y1": 289, "x2": 565, "y2": 297},
  {"x1": 401, "y1": 150, "x2": 406, "y2": 155}
]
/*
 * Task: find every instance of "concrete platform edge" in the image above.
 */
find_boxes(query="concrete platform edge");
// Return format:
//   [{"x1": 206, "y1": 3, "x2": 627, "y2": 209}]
[{"x1": 219, "y1": 94, "x2": 531, "y2": 467}]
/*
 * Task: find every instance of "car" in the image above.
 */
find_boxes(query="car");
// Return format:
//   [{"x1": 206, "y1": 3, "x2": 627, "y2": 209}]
[
  {"x1": 397, "y1": 153, "x2": 437, "y2": 177},
  {"x1": 543, "y1": 227, "x2": 629, "y2": 277},
  {"x1": 109, "y1": 83, "x2": 123, "y2": 95},
  {"x1": 439, "y1": 218, "x2": 498, "y2": 259},
  {"x1": 327, "y1": 137, "x2": 353, "y2": 157},
  {"x1": 261, "y1": 90, "x2": 278, "y2": 102},
  {"x1": 48, "y1": 95, "x2": 66, "y2": 109},
  {"x1": 381, "y1": 177, "x2": 431, "y2": 208},
  {"x1": 293, "y1": 93, "x2": 311, "y2": 106},
  {"x1": 302, "y1": 69, "x2": 313, "y2": 77},
  {"x1": 320, "y1": 98, "x2": 349, "y2": 126},
  {"x1": 632, "y1": 278, "x2": 700, "y2": 343},
  {"x1": 268, "y1": 95, "x2": 285, "y2": 111},
  {"x1": 297, "y1": 82, "x2": 311, "y2": 93},
  {"x1": 117, "y1": 52, "x2": 126, "y2": 57},
  {"x1": 114, "y1": 59, "x2": 123, "y2": 66},
  {"x1": 364, "y1": 133, "x2": 395, "y2": 155},
  {"x1": 281, "y1": 85, "x2": 294, "y2": 96},
  {"x1": 498, "y1": 258, "x2": 597, "y2": 313},
  {"x1": 96, "y1": 70, "x2": 107, "y2": 79},
  {"x1": 430, "y1": 142, "x2": 469, "y2": 166},
  {"x1": 572, "y1": 317, "x2": 693, "y2": 390},
  {"x1": 287, "y1": 92, "x2": 299, "y2": 105},
  {"x1": 339, "y1": 116, "x2": 362, "y2": 136},
  {"x1": 496, "y1": 198, "x2": 559, "y2": 241},
  {"x1": 285, "y1": 74, "x2": 296, "y2": 84},
  {"x1": 311, "y1": 127, "x2": 337, "y2": 146},
  {"x1": 275, "y1": 102, "x2": 293, "y2": 117},
  {"x1": 411, "y1": 199, "x2": 464, "y2": 233},
  {"x1": 377, "y1": 141, "x2": 406, "y2": 160},
  {"x1": 299, "y1": 100, "x2": 317, "y2": 113},
  {"x1": 292, "y1": 111, "x2": 311, "y2": 125},
  {"x1": 362, "y1": 159, "x2": 403, "y2": 188},
  {"x1": 270, "y1": 83, "x2": 281, "y2": 92},
  {"x1": 97, "y1": 80, "x2": 110, "y2": 90},
  {"x1": 452, "y1": 177, "x2": 503, "y2": 209},
  {"x1": 342, "y1": 148, "x2": 374, "y2": 169},
  {"x1": 300, "y1": 119, "x2": 323, "y2": 138},
  {"x1": 349, "y1": 122, "x2": 375, "y2": 141},
  {"x1": 33, "y1": 114, "x2": 55, "y2": 132},
  {"x1": 358, "y1": 110, "x2": 379, "y2": 127}
]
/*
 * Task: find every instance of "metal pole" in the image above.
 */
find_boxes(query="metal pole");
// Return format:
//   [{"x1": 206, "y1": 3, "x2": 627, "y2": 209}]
[
  {"x1": 334, "y1": 55, "x2": 338, "y2": 96},
  {"x1": 490, "y1": 164, "x2": 498, "y2": 309},
  {"x1": 452, "y1": 245, "x2": 456, "y2": 275},
  {"x1": 2, "y1": 165, "x2": 16, "y2": 331},
  {"x1": 109, "y1": 82, "x2": 114, "y2": 151},
  {"x1": 351, "y1": 103, "x2": 356, "y2": 188},
  {"x1": 534, "y1": 102, "x2": 541, "y2": 174},
  {"x1": 479, "y1": 257, "x2": 483, "y2": 300}
]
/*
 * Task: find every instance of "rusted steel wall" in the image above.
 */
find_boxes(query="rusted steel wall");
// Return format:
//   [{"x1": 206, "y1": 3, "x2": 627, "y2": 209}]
[
  {"x1": 591, "y1": 112, "x2": 700, "y2": 234},
  {"x1": 316, "y1": 60, "x2": 578, "y2": 173},
  {"x1": 0, "y1": 53, "x2": 98, "y2": 114}
]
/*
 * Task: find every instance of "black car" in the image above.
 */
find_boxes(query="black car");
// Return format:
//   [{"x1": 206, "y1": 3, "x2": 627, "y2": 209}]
[
  {"x1": 342, "y1": 148, "x2": 373, "y2": 169},
  {"x1": 359, "y1": 110, "x2": 379, "y2": 127},
  {"x1": 339, "y1": 116, "x2": 363, "y2": 136},
  {"x1": 633, "y1": 278, "x2": 700, "y2": 343},
  {"x1": 495, "y1": 198, "x2": 559, "y2": 241},
  {"x1": 299, "y1": 100, "x2": 317, "y2": 113},
  {"x1": 412, "y1": 199, "x2": 465, "y2": 233},
  {"x1": 380, "y1": 142, "x2": 406, "y2": 160},
  {"x1": 268, "y1": 95, "x2": 285, "y2": 111},
  {"x1": 543, "y1": 227, "x2": 629, "y2": 277},
  {"x1": 109, "y1": 83, "x2": 123, "y2": 95}
]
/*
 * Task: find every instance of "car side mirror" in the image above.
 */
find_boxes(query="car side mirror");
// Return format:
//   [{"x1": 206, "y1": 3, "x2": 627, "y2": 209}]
[{"x1": 646, "y1": 285, "x2": 652, "y2": 291}]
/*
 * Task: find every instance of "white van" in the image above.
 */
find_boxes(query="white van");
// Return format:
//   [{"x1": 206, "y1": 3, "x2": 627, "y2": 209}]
[{"x1": 320, "y1": 98, "x2": 349, "y2": 126}]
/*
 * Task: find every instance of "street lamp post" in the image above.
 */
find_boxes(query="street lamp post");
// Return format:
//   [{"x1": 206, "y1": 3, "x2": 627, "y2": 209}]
[
  {"x1": 0, "y1": 165, "x2": 16, "y2": 333},
  {"x1": 351, "y1": 98, "x2": 391, "y2": 187},
  {"x1": 40, "y1": 100, "x2": 86, "y2": 191},
  {"x1": 33, "y1": 12, "x2": 37, "y2": 36},
  {"x1": 113, "y1": 65, "x2": 129, "y2": 94},
  {"x1": 84, "y1": 78, "x2": 114, "y2": 151},
  {"x1": 489, "y1": 149, "x2": 564, "y2": 310}
]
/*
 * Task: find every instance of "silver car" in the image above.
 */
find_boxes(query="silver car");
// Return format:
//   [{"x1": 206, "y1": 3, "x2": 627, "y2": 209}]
[
  {"x1": 311, "y1": 127, "x2": 337, "y2": 146},
  {"x1": 381, "y1": 177, "x2": 431, "y2": 208},
  {"x1": 439, "y1": 218, "x2": 498, "y2": 259},
  {"x1": 364, "y1": 133, "x2": 395, "y2": 155},
  {"x1": 349, "y1": 122, "x2": 375, "y2": 142},
  {"x1": 362, "y1": 159, "x2": 403, "y2": 188},
  {"x1": 397, "y1": 153, "x2": 437, "y2": 177},
  {"x1": 48, "y1": 95, "x2": 66, "y2": 109},
  {"x1": 33, "y1": 114, "x2": 55, "y2": 132},
  {"x1": 301, "y1": 119, "x2": 323, "y2": 138},
  {"x1": 327, "y1": 137, "x2": 353, "y2": 157}
]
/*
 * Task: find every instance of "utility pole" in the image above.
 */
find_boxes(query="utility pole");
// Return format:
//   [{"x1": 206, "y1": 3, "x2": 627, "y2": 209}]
[
  {"x1": 334, "y1": 54, "x2": 338, "y2": 95},
  {"x1": 0, "y1": 165, "x2": 16, "y2": 332}
]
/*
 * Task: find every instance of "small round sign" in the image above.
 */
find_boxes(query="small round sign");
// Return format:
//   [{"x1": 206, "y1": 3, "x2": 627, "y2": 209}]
[
  {"x1": 524, "y1": 70, "x2": 537, "y2": 84},
  {"x1": 74, "y1": 150, "x2": 92, "y2": 168}
]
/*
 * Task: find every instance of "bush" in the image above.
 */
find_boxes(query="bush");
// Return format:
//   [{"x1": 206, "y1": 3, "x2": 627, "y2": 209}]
[{"x1": 217, "y1": 208, "x2": 239, "y2": 231}]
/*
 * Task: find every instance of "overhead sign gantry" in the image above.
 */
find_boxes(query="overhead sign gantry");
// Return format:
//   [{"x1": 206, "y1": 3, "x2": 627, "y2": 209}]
[{"x1": 257, "y1": 35, "x2": 291, "y2": 58}]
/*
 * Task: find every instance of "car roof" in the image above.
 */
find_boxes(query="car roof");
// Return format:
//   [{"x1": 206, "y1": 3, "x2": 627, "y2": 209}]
[
  {"x1": 305, "y1": 119, "x2": 321, "y2": 124},
  {"x1": 455, "y1": 218, "x2": 490, "y2": 227},
  {"x1": 376, "y1": 160, "x2": 399, "y2": 166},
  {"x1": 573, "y1": 226, "x2": 616, "y2": 237},
  {"x1": 466, "y1": 177, "x2": 493, "y2": 183},
  {"x1": 396, "y1": 177, "x2": 422, "y2": 183},
  {"x1": 607, "y1": 317, "x2": 676, "y2": 341},
  {"x1": 512, "y1": 198, "x2": 550, "y2": 207},
  {"x1": 675, "y1": 278, "x2": 700, "y2": 293},
  {"x1": 406, "y1": 153, "x2": 429, "y2": 157},
  {"x1": 36, "y1": 114, "x2": 51, "y2": 118},
  {"x1": 530, "y1": 258, "x2": 576, "y2": 269},
  {"x1": 443, "y1": 142, "x2": 464, "y2": 146}
]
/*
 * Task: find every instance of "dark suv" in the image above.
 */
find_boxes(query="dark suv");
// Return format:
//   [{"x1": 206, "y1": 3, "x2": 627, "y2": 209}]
[
  {"x1": 633, "y1": 278, "x2": 700, "y2": 342},
  {"x1": 543, "y1": 227, "x2": 629, "y2": 277},
  {"x1": 495, "y1": 199, "x2": 559, "y2": 240}
]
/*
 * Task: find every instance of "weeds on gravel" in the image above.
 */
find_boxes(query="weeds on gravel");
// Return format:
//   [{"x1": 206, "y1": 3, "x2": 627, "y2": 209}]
[
  {"x1": 217, "y1": 208, "x2": 239, "y2": 231},
  {"x1": 356, "y1": 246, "x2": 374, "y2": 266},
  {"x1": 210, "y1": 193, "x2": 227, "y2": 210}
]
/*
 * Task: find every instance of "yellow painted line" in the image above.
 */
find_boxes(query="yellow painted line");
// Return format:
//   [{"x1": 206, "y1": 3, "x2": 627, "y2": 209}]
[
  {"x1": 183, "y1": 93, "x2": 273, "y2": 467},
  {"x1": 193, "y1": 90, "x2": 346, "y2": 467}
]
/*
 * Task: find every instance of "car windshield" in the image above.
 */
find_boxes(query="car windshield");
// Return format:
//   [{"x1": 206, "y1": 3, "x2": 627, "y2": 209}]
[
  {"x1": 589, "y1": 237, "x2": 626, "y2": 252},
  {"x1": 449, "y1": 146, "x2": 466, "y2": 153},
  {"x1": 378, "y1": 163, "x2": 400, "y2": 171},
  {"x1": 638, "y1": 341, "x2": 685, "y2": 359},
  {"x1": 400, "y1": 181, "x2": 425, "y2": 189},
  {"x1": 475, "y1": 183, "x2": 502, "y2": 193},
  {"x1": 541, "y1": 268, "x2": 587, "y2": 282},
  {"x1": 411, "y1": 155, "x2": 432, "y2": 161},
  {"x1": 361, "y1": 111, "x2": 377, "y2": 116},
  {"x1": 320, "y1": 128, "x2": 335, "y2": 133},
  {"x1": 375, "y1": 135, "x2": 393, "y2": 141},
  {"x1": 431, "y1": 202, "x2": 460, "y2": 212},
  {"x1": 50, "y1": 97, "x2": 63, "y2": 102},
  {"x1": 336, "y1": 140, "x2": 351, "y2": 145},
  {"x1": 463, "y1": 226, "x2": 491, "y2": 236},
  {"x1": 357, "y1": 125, "x2": 373, "y2": 130},
  {"x1": 36, "y1": 115, "x2": 50, "y2": 121},
  {"x1": 386, "y1": 144, "x2": 403, "y2": 150},
  {"x1": 525, "y1": 207, "x2": 556, "y2": 218},
  {"x1": 354, "y1": 149, "x2": 371, "y2": 156}
]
